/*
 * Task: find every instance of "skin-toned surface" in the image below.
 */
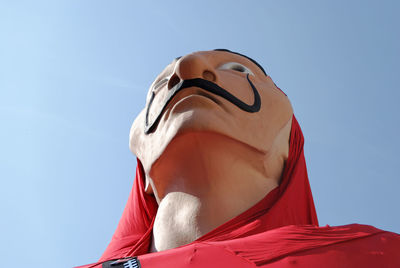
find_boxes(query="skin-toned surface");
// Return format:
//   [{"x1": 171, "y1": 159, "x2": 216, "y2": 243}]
[{"x1": 129, "y1": 50, "x2": 294, "y2": 252}]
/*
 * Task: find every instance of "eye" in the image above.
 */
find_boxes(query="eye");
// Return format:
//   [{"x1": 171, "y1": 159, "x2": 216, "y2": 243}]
[{"x1": 218, "y1": 62, "x2": 254, "y2": 75}]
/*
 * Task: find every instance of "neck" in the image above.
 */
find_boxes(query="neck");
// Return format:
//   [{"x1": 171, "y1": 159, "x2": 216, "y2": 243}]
[{"x1": 148, "y1": 131, "x2": 285, "y2": 252}]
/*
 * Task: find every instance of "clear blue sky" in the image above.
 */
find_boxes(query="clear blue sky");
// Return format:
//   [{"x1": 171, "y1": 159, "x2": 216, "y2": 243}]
[{"x1": 1, "y1": 1, "x2": 399, "y2": 267}]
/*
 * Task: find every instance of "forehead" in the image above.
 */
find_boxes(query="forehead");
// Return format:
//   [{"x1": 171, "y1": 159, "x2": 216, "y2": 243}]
[{"x1": 154, "y1": 50, "x2": 265, "y2": 81}]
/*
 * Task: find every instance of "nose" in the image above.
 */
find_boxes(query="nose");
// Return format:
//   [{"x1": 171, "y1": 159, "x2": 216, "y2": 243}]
[{"x1": 168, "y1": 53, "x2": 217, "y2": 89}]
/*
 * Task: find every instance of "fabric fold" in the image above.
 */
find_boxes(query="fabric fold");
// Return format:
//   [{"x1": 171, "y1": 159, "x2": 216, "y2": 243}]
[{"x1": 77, "y1": 115, "x2": 400, "y2": 268}]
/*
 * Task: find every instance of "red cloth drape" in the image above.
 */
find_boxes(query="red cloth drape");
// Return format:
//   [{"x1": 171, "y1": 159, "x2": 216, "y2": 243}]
[{"x1": 77, "y1": 115, "x2": 400, "y2": 267}]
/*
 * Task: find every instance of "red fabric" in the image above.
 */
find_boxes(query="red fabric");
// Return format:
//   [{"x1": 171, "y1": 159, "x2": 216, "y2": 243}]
[{"x1": 77, "y1": 115, "x2": 400, "y2": 267}]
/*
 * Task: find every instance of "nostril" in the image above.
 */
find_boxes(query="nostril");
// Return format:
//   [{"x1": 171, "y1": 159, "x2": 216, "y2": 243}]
[
  {"x1": 202, "y1": 70, "x2": 216, "y2": 82},
  {"x1": 168, "y1": 74, "x2": 181, "y2": 90}
]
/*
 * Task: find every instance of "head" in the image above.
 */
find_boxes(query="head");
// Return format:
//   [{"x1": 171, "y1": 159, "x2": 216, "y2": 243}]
[{"x1": 129, "y1": 49, "x2": 293, "y2": 190}]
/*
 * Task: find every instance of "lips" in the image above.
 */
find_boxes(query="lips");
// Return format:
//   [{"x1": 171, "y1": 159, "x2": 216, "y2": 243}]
[
  {"x1": 144, "y1": 74, "x2": 261, "y2": 134},
  {"x1": 172, "y1": 89, "x2": 222, "y2": 107}
]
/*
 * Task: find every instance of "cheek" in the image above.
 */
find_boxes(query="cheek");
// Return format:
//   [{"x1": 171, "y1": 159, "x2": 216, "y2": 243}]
[
  {"x1": 129, "y1": 110, "x2": 146, "y2": 157},
  {"x1": 256, "y1": 77, "x2": 291, "y2": 113},
  {"x1": 147, "y1": 88, "x2": 169, "y2": 126},
  {"x1": 259, "y1": 94, "x2": 293, "y2": 143},
  {"x1": 242, "y1": 81, "x2": 292, "y2": 150},
  {"x1": 218, "y1": 73, "x2": 256, "y2": 105}
]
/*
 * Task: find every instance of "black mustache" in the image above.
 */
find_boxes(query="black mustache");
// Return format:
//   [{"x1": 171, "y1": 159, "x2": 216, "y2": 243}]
[{"x1": 144, "y1": 74, "x2": 261, "y2": 134}]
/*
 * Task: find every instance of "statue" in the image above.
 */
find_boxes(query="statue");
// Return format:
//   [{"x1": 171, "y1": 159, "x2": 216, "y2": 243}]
[{"x1": 78, "y1": 49, "x2": 400, "y2": 268}]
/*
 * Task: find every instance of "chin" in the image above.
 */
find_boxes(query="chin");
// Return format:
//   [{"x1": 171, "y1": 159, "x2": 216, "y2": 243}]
[{"x1": 137, "y1": 110, "x2": 228, "y2": 167}]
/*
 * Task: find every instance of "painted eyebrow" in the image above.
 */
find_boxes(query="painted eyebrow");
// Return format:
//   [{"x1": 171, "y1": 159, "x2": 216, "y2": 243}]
[{"x1": 213, "y1": 49, "x2": 267, "y2": 76}]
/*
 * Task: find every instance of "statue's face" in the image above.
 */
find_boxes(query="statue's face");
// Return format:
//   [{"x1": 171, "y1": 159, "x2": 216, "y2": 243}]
[{"x1": 130, "y1": 50, "x2": 293, "y2": 175}]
